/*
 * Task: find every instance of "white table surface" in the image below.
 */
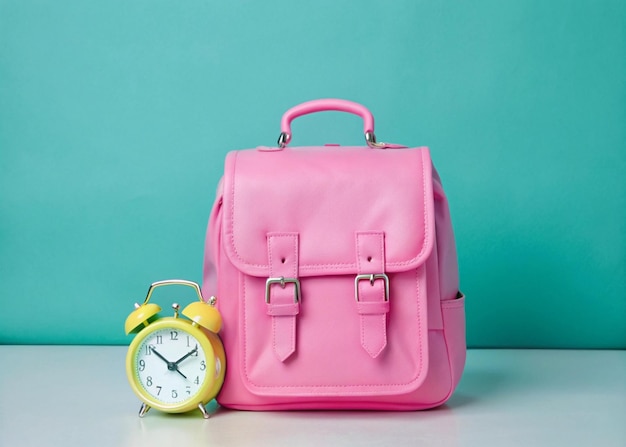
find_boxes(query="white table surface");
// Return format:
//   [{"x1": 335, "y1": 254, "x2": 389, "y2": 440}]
[{"x1": 0, "y1": 347, "x2": 624, "y2": 447}]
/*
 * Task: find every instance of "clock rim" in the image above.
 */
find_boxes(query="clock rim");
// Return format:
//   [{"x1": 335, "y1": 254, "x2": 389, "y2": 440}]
[{"x1": 125, "y1": 317, "x2": 218, "y2": 413}]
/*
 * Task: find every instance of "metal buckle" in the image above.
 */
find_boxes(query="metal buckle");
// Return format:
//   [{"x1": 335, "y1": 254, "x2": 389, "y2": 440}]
[
  {"x1": 354, "y1": 273, "x2": 390, "y2": 302},
  {"x1": 265, "y1": 277, "x2": 301, "y2": 303}
]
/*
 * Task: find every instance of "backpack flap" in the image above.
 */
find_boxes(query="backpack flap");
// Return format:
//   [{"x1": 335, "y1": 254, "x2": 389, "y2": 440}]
[{"x1": 221, "y1": 145, "x2": 436, "y2": 397}]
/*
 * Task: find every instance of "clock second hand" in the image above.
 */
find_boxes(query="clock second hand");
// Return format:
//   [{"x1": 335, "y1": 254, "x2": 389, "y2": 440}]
[{"x1": 149, "y1": 345, "x2": 188, "y2": 379}]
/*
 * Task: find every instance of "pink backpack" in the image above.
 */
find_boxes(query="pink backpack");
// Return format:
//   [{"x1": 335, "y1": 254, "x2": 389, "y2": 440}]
[{"x1": 203, "y1": 99, "x2": 466, "y2": 410}]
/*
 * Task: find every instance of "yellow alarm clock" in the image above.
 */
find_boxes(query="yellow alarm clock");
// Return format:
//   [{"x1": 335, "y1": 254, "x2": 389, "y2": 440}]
[{"x1": 124, "y1": 279, "x2": 225, "y2": 418}]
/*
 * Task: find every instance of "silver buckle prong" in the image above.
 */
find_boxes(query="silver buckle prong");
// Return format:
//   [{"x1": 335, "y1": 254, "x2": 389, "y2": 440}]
[
  {"x1": 354, "y1": 273, "x2": 390, "y2": 302},
  {"x1": 265, "y1": 277, "x2": 301, "y2": 304}
]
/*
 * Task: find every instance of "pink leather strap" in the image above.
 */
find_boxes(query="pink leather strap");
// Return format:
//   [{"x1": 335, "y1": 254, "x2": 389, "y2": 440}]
[
  {"x1": 356, "y1": 301, "x2": 390, "y2": 315},
  {"x1": 355, "y1": 232, "x2": 388, "y2": 358},
  {"x1": 266, "y1": 233, "x2": 300, "y2": 362},
  {"x1": 281, "y1": 99, "x2": 375, "y2": 135},
  {"x1": 279, "y1": 99, "x2": 375, "y2": 147}
]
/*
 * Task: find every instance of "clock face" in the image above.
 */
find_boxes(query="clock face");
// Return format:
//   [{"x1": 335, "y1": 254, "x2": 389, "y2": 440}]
[{"x1": 132, "y1": 326, "x2": 215, "y2": 405}]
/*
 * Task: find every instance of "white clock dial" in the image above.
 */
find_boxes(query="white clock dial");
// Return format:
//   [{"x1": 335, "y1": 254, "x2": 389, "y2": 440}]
[{"x1": 133, "y1": 327, "x2": 209, "y2": 404}]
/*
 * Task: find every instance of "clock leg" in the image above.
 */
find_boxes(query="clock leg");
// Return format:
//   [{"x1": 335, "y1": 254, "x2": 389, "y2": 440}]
[
  {"x1": 198, "y1": 403, "x2": 210, "y2": 419},
  {"x1": 138, "y1": 403, "x2": 151, "y2": 418}
]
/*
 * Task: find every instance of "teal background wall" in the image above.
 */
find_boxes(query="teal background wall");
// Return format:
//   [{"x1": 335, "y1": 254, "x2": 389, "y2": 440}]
[{"x1": 1, "y1": 1, "x2": 624, "y2": 348}]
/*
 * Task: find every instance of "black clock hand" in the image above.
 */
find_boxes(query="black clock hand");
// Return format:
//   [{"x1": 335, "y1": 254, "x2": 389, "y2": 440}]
[
  {"x1": 149, "y1": 345, "x2": 188, "y2": 379},
  {"x1": 149, "y1": 345, "x2": 171, "y2": 365},
  {"x1": 174, "y1": 345, "x2": 198, "y2": 366}
]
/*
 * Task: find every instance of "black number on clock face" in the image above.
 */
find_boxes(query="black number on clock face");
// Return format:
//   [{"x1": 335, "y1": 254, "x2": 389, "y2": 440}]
[{"x1": 170, "y1": 331, "x2": 178, "y2": 341}]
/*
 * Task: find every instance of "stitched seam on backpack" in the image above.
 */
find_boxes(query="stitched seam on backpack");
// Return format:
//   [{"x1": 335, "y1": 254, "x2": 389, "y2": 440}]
[
  {"x1": 227, "y1": 149, "x2": 433, "y2": 271},
  {"x1": 242, "y1": 267, "x2": 427, "y2": 392}
]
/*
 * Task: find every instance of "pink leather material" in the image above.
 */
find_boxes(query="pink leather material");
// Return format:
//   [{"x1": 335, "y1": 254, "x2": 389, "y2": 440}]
[
  {"x1": 266, "y1": 233, "x2": 300, "y2": 362},
  {"x1": 202, "y1": 100, "x2": 465, "y2": 410},
  {"x1": 355, "y1": 232, "x2": 388, "y2": 358},
  {"x1": 266, "y1": 303, "x2": 300, "y2": 316},
  {"x1": 378, "y1": 142, "x2": 409, "y2": 149},
  {"x1": 442, "y1": 294, "x2": 466, "y2": 389},
  {"x1": 222, "y1": 146, "x2": 434, "y2": 278},
  {"x1": 236, "y1": 268, "x2": 429, "y2": 397},
  {"x1": 280, "y1": 99, "x2": 375, "y2": 141},
  {"x1": 258, "y1": 142, "x2": 409, "y2": 152},
  {"x1": 356, "y1": 301, "x2": 390, "y2": 315}
]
